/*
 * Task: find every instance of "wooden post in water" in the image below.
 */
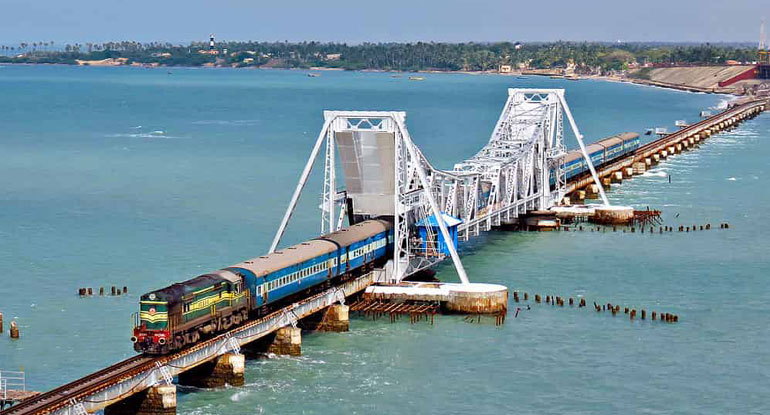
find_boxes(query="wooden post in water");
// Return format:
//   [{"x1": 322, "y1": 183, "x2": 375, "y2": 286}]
[{"x1": 10, "y1": 320, "x2": 19, "y2": 339}]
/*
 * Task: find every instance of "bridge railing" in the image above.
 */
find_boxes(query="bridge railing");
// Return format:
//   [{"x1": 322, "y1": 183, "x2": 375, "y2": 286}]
[{"x1": 0, "y1": 371, "x2": 26, "y2": 398}]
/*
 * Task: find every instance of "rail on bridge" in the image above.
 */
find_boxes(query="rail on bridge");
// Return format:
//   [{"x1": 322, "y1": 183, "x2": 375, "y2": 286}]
[{"x1": 269, "y1": 89, "x2": 605, "y2": 284}]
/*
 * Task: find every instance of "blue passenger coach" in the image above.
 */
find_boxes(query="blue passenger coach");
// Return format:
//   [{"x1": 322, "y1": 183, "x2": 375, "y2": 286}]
[
  {"x1": 134, "y1": 219, "x2": 392, "y2": 354},
  {"x1": 552, "y1": 132, "x2": 640, "y2": 186}
]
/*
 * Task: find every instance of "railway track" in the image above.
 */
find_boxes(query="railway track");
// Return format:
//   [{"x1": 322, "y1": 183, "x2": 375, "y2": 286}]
[
  {"x1": 567, "y1": 99, "x2": 766, "y2": 192},
  {"x1": 0, "y1": 355, "x2": 157, "y2": 415},
  {"x1": 0, "y1": 271, "x2": 375, "y2": 415}
]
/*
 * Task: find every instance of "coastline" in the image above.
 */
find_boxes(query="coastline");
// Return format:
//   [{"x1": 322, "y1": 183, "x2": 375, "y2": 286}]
[{"x1": 0, "y1": 61, "x2": 750, "y2": 97}]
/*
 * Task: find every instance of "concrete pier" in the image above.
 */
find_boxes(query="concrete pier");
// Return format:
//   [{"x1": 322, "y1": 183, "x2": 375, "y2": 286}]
[
  {"x1": 365, "y1": 282, "x2": 508, "y2": 314},
  {"x1": 632, "y1": 162, "x2": 646, "y2": 174},
  {"x1": 592, "y1": 205, "x2": 635, "y2": 225},
  {"x1": 267, "y1": 327, "x2": 302, "y2": 356},
  {"x1": 570, "y1": 190, "x2": 586, "y2": 203},
  {"x1": 300, "y1": 304, "x2": 350, "y2": 332},
  {"x1": 104, "y1": 385, "x2": 177, "y2": 415},
  {"x1": 177, "y1": 353, "x2": 245, "y2": 388},
  {"x1": 585, "y1": 184, "x2": 600, "y2": 198},
  {"x1": 611, "y1": 171, "x2": 623, "y2": 183}
]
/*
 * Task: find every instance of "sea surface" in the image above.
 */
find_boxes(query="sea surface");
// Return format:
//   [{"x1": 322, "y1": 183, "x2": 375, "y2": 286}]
[{"x1": 0, "y1": 65, "x2": 768, "y2": 414}]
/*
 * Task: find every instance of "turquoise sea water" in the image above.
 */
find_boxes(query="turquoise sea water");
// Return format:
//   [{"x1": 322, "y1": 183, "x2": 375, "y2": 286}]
[{"x1": 0, "y1": 65, "x2": 767, "y2": 414}]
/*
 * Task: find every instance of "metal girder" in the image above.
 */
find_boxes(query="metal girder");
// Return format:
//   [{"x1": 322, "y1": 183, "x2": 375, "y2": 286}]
[
  {"x1": 269, "y1": 110, "x2": 470, "y2": 284},
  {"x1": 269, "y1": 89, "x2": 595, "y2": 283}
]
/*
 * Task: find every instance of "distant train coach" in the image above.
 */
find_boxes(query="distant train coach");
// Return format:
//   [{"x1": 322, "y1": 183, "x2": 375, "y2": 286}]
[
  {"x1": 551, "y1": 132, "x2": 640, "y2": 185},
  {"x1": 132, "y1": 219, "x2": 392, "y2": 355}
]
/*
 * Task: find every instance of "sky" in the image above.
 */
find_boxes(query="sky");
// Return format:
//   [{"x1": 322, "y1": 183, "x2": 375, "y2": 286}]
[{"x1": 0, "y1": 0, "x2": 765, "y2": 45}]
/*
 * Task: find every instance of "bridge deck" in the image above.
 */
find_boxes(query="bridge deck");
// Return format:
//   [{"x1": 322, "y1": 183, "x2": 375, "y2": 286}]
[
  {"x1": 0, "y1": 272, "x2": 376, "y2": 415},
  {"x1": 566, "y1": 99, "x2": 767, "y2": 193}
]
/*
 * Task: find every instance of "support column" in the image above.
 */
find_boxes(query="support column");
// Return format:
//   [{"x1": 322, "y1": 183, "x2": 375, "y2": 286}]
[
  {"x1": 177, "y1": 353, "x2": 245, "y2": 388},
  {"x1": 268, "y1": 327, "x2": 302, "y2": 356},
  {"x1": 300, "y1": 304, "x2": 350, "y2": 332},
  {"x1": 584, "y1": 184, "x2": 600, "y2": 199},
  {"x1": 104, "y1": 385, "x2": 176, "y2": 415},
  {"x1": 570, "y1": 190, "x2": 585, "y2": 203}
]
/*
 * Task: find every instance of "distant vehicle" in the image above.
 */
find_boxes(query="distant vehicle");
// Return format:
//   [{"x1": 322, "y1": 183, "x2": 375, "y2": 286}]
[
  {"x1": 409, "y1": 76, "x2": 425, "y2": 81},
  {"x1": 307, "y1": 73, "x2": 320, "y2": 77}
]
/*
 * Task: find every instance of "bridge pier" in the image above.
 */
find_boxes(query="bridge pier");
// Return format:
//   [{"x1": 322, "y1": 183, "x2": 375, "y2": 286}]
[
  {"x1": 268, "y1": 326, "x2": 302, "y2": 356},
  {"x1": 611, "y1": 171, "x2": 623, "y2": 183},
  {"x1": 584, "y1": 184, "x2": 600, "y2": 199},
  {"x1": 570, "y1": 190, "x2": 585, "y2": 203},
  {"x1": 104, "y1": 384, "x2": 176, "y2": 415},
  {"x1": 177, "y1": 353, "x2": 245, "y2": 388},
  {"x1": 633, "y1": 162, "x2": 646, "y2": 174},
  {"x1": 299, "y1": 304, "x2": 350, "y2": 332}
]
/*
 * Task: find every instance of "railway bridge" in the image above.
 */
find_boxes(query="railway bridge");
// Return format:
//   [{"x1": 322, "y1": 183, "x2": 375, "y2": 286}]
[{"x1": 2, "y1": 90, "x2": 765, "y2": 415}]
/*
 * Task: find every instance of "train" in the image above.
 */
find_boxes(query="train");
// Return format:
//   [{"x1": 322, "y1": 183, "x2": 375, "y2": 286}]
[
  {"x1": 550, "y1": 132, "x2": 640, "y2": 186},
  {"x1": 132, "y1": 219, "x2": 392, "y2": 355}
]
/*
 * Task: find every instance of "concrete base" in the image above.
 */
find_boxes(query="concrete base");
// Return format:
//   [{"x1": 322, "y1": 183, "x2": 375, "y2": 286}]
[
  {"x1": 570, "y1": 190, "x2": 585, "y2": 203},
  {"x1": 623, "y1": 167, "x2": 634, "y2": 178},
  {"x1": 611, "y1": 171, "x2": 623, "y2": 183},
  {"x1": 177, "y1": 353, "x2": 245, "y2": 388},
  {"x1": 520, "y1": 210, "x2": 559, "y2": 231},
  {"x1": 592, "y1": 205, "x2": 635, "y2": 225},
  {"x1": 632, "y1": 162, "x2": 646, "y2": 174},
  {"x1": 601, "y1": 177, "x2": 612, "y2": 188},
  {"x1": 268, "y1": 327, "x2": 302, "y2": 356},
  {"x1": 299, "y1": 304, "x2": 350, "y2": 332},
  {"x1": 365, "y1": 282, "x2": 508, "y2": 314},
  {"x1": 585, "y1": 184, "x2": 600, "y2": 199},
  {"x1": 104, "y1": 385, "x2": 176, "y2": 415}
]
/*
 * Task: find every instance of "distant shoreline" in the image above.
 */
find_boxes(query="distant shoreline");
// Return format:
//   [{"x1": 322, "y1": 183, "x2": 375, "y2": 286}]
[{"x1": 0, "y1": 61, "x2": 748, "y2": 97}]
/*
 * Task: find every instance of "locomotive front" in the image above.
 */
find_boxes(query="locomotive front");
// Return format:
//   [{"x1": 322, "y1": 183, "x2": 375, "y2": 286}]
[{"x1": 132, "y1": 291, "x2": 171, "y2": 354}]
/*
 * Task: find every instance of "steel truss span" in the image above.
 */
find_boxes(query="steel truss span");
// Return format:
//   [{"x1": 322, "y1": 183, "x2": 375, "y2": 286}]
[{"x1": 270, "y1": 89, "x2": 603, "y2": 284}]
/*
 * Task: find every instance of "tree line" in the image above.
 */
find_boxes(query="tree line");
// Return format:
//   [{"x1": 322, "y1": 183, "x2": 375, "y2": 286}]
[{"x1": 0, "y1": 40, "x2": 760, "y2": 72}]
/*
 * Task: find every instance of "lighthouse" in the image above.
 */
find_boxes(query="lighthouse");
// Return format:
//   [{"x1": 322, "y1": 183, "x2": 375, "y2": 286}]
[{"x1": 209, "y1": 34, "x2": 215, "y2": 51}]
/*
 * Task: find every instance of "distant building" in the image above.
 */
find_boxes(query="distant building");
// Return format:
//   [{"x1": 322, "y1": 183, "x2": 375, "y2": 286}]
[
  {"x1": 326, "y1": 53, "x2": 341, "y2": 61},
  {"x1": 209, "y1": 34, "x2": 215, "y2": 50},
  {"x1": 243, "y1": 57, "x2": 254, "y2": 64},
  {"x1": 499, "y1": 65, "x2": 512, "y2": 73}
]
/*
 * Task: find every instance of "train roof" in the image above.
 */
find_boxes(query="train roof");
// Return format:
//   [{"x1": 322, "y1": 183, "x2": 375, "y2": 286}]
[
  {"x1": 585, "y1": 143, "x2": 605, "y2": 154},
  {"x1": 230, "y1": 239, "x2": 336, "y2": 277},
  {"x1": 142, "y1": 273, "x2": 231, "y2": 303},
  {"x1": 563, "y1": 132, "x2": 639, "y2": 163},
  {"x1": 319, "y1": 218, "x2": 392, "y2": 247}
]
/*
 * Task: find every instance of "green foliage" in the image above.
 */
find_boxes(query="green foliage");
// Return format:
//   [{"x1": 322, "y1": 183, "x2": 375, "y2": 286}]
[{"x1": 0, "y1": 41, "x2": 758, "y2": 72}]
